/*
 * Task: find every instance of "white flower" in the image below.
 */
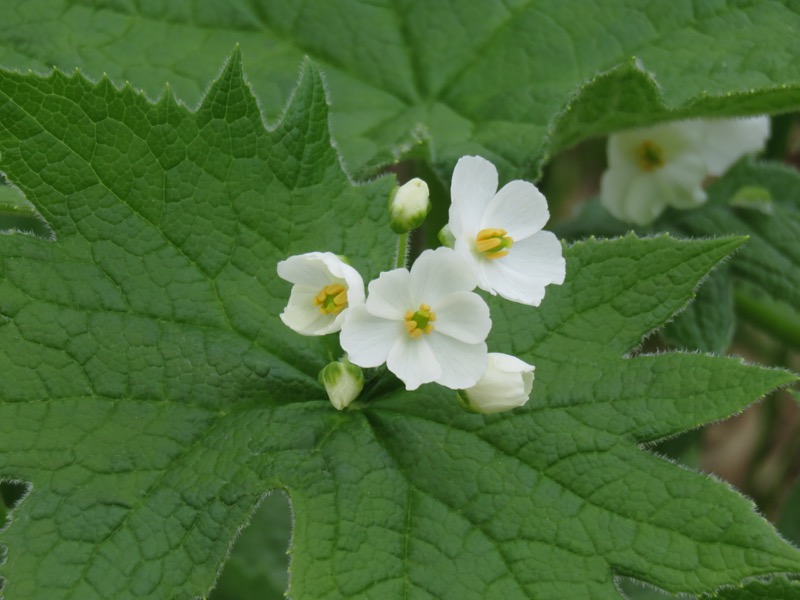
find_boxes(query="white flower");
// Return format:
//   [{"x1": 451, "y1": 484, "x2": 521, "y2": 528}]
[
  {"x1": 340, "y1": 247, "x2": 491, "y2": 391},
  {"x1": 319, "y1": 359, "x2": 364, "y2": 410},
  {"x1": 600, "y1": 121, "x2": 708, "y2": 226},
  {"x1": 277, "y1": 252, "x2": 365, "y2": 336},
  {"x1": 447, "y1": 155, "x2": 566, "y2": 306},
  {"x1": 460, "y1": 353, "x2": 534, "y2": 414},
  {"x1": 600, "y1": 116, "x2": 771, "y2": 226},
  {"x1": 389, "y1": 177, "x2": 430, "y2": 233}
]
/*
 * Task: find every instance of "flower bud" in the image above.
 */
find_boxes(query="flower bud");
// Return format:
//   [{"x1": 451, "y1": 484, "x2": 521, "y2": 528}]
[
  {"x1": 388, "y1": 178, "x2": 430, "y2": 233},
  {"x1": 459, "y1": 353, "x2": 534, "y2": 414},
  {"x1": 437, "y1": 223, "x2": 455, "y2": 248},
  {"x1": 319, "y1": 359, "x2": 364, "y2": 410}
]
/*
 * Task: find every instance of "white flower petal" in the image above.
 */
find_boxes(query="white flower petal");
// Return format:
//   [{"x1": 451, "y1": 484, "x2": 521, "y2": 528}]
[
  {"x1": 703, "y1": 116, "x2": 770, "y2": 175},
  {"x1": 427, "y1": 334, "x2": 488, "y2": 390},
  {"x1": 478, "y1": 231, "x2": 565, "y2": 306},
  {"x1": 622, "y1": 172, "x2": 672, "y2": 226},
  {"x1": 601, "y1": 167, "x2": 680, "y2": 226},
  {"x1": 482, "y1": 180, "x2": 550, "y2": 241},
  {"x1": 277, "y1": 252, "x2": 336, "y2": 286},
  {"x1": 431, "y1": 291, "x2": 491, "y2": 344},
  {"x1": 387, "y1": 335, "x2": 441, "y2": 391},
  {"x1": 340, "y1": 306, "x2": 402, "y2": 368},
  {"x1": 654, "y1": 158, "x2": 707, "y2": 210},
  {"x1": 336, "y1": 265, "x2": 366, "y2": 307},
  {"x1": 365, "y1": 268, "x2": 414, "y2": 320},
  {"x1": 449, "y1": 155, "x2": 498, "y2": 238},
  {"x1": 280, "y1": 284, "x2": 339, "y2": 335},
  {"x1": 599, "y1": 166, "x2": 637, "y2": 223},
  {"x1": 409, "y1": 247, "x2": 478, "y2": 304}
]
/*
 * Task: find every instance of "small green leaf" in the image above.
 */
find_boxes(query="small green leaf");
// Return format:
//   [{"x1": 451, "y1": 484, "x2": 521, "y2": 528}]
[{"x1": 728, "y1": 185, "x2": 774, "y2": 214}]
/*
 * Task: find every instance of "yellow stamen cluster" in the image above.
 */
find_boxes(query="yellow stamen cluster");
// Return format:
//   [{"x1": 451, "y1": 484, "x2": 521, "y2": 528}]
[
  {"x1": 313, "y1": 283, "x2": 348, "y2": 315},
  {"x1": 475, "y1": 228, "x2": 514, "y2": 259},
  {"x1": 404, "y1": 304, "x2": 436, "y2": 338},
  {"x1": 635, "y1": 140, "x2": 665, "y2": 172}
]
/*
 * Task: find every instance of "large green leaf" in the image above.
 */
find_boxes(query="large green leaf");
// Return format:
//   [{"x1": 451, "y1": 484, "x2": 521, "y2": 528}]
[
  {"x1": 1, "y1": 55, "x2": 799, "y2": 599},
  {"x1": 4, "y1": 1, "x2": 800, "y2": 177}
]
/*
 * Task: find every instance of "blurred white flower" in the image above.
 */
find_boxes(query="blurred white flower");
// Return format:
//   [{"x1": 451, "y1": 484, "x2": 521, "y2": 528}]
[
  {"x1": 277, "y1": 252, "x2": 365, "y2": 336},
  {"x1": 447, "y1": 155, "x2": 565, "y2": 306},
  {"x1": 600, "y1": 116, "x2": 770, "y2": 226},
  {"x1": 389, "y1": 177, "x2": 430, "y2": 233},
  {"x1": 340, "y1": 247, "x2": 491, "y2": 391},
  {"x1": 600, "y1": 121, "x2": 708, "y2": 226},
  {"x1": 319, "y1": 359, "x2": 364, "y2": 410},
  {"x1": 460, "y1": 353, "x2": 534, "y2": 414}
]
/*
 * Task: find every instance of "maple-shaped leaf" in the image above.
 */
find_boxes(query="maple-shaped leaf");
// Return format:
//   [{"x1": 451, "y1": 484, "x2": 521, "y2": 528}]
[{"x1": 1, "y1": 53, "x2": 799, "y2": 600}]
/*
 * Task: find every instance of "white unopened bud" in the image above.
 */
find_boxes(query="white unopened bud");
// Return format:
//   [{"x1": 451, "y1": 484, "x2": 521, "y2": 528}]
[
  {"x1": 319, "y1": 360, "x2": 364, "y2": 410},
  {"x1": 460, "y1": 353, "x2": 534, "y2": 414},
  {"x1": 389, "y1": 178, "x2": 430, "y2": 233}
]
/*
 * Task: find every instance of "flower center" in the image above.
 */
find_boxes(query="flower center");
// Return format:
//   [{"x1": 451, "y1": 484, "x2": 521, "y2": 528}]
[
  {"x1": 404, "y1": 304, "x2": 436, "y2": 338},
  {"x1": 313, "y1": 283, "x2": 348, "y2": 315},
  {"x1": 475, "y1": 228, "x2": 514, "y2": 259},
  {"x1": 635, "y1": 140, "x2": 665, "y2": 172}
]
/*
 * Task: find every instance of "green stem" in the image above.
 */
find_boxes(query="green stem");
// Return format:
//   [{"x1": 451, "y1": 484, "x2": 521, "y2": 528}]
[{"x1": 395, "y1": 231, "x2": 409, "y2": 269}]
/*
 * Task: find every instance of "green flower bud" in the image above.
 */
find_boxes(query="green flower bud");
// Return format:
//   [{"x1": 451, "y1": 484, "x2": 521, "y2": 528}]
[
  {"x1": 437, "y1": 223, "x2": 455, "y2": 248},
  {"x1": 319, "y1": 359, "x2": 364, "y2": 410},
  {"x1": 388, "y1": 178, "x2": 430, "y2": 233}
]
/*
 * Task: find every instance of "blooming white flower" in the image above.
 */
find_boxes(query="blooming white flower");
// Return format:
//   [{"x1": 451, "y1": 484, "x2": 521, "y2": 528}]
[
  {"x1": 319, "y1": 359, "x2": 364, "y2": 410},
  {"x1": 600, "y1": 116, "x2": 771, "y2": 226},
  {"x1": 389, "y1": 177, "x2": 431, "y2": 233},
  {"x1": 340, "y1": 247, "x2": 491, "y2": 391},
  {"x1": 460, "y1": 353, "x2": 534, "y2": 414},
  {"x1": 277, "y1": 252, "x2": 365, "y2": 336},
  {"x1": 447, "y1": 155, "x2": 566, "y2": 306}
]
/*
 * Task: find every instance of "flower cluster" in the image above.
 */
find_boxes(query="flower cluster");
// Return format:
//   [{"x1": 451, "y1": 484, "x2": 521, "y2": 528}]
[
  {"x1": 277, "y1": 156, "x2": 565, "y2": 413},
  {"x1": 600, "y1": 116, "x2": 770, "y2": 225}
]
